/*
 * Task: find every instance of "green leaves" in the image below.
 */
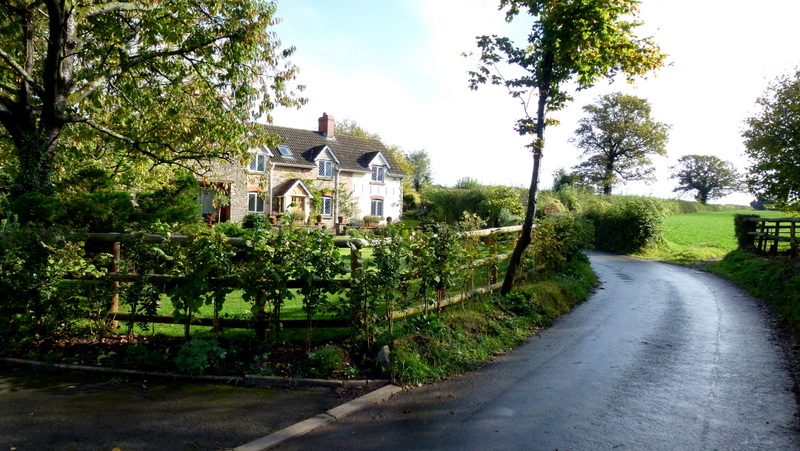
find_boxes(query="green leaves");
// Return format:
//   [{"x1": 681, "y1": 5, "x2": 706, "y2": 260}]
[
  {"x1": 1, "y1": 0, "x2": 305, "y2": 196},
  {"x1": 571, "y1": 92, "x2": 670, "y2": 195},
  {"x1": 742, "y1": 69, "x2": 800, "y2": 212},
  {"x1": 670, "y1": 155, "x2": 741, "y2": 205}
]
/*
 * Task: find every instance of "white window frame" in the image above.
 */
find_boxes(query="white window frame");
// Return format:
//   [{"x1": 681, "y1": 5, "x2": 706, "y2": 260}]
[
  {"x1": 371, "y1": 166, "x2": 385, "y2": 182},
  {"x1": 319, "y1": 159, "x2": 333, "y2": 178},
  {"x1": 249, "y1": 152, "x2": 267, "y2": 173},
  {"x1": 321, "y1": 196, "x2": 333, "y2": 216},
  {"x1": 370, "y1": 199, "x2": 384, "y2": 217},
  {"x1": 247, "y1": 192, "x2": 266, "y2": 213}
]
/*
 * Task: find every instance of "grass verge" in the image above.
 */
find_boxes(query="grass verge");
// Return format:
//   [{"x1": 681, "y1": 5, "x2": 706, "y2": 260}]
[
  {"x1": 708, "y1": 251, "x2": 800, "y2": 329},
  {"x1": 384, "y1": 259, "x2": 597, "y2": 386}
]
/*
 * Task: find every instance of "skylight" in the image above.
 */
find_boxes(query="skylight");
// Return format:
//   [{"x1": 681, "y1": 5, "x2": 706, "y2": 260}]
[{"x1": 277, "y1": 145, "x2": 292, "y2": 156}]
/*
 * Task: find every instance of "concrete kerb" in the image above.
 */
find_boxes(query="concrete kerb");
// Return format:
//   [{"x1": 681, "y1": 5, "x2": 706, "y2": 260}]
[
  {"x1": 0, "y1": 357, "x2": 391, "y2": 389},
  {"x1": 233, "y1": 384, "x2": 404, "y2": 451}
]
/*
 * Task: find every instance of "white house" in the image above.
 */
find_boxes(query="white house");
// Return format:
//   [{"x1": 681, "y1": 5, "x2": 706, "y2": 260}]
[{"x1": 199, "y1": 113, "x2": 407, "y2": 227}]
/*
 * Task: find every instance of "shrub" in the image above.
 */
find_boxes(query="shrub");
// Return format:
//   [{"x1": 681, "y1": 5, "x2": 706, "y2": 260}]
[
  {"x1": 531, "y1": 214, "x2": 594, "y2": 273},
  {"x1": 242, "y1": 213, "x2": 272, "y2": 230},
  {"x1": 174, "y1": 339, "x2": 227, "y2": 375},
  {"x1": 588, "y1": 197, "x2": 666, "y2": 253},
  {"x1": 304, "y1": 345, "x2": 349, "y2": 378},
  {"x1": 213, "y1": 221, "x2": 246, "y2": 237}
]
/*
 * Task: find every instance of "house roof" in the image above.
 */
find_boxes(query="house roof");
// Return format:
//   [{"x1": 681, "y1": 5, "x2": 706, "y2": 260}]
[
  {"x1": 272, "y1": 178, "x2": 313, "y2": 198},
  {"x1": 255, "y1": 124, "x2": 407, "y2": 177}
]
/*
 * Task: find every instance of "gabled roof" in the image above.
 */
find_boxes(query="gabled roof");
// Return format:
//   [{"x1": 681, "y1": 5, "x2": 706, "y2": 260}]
[
  {"x1": 272, "y1": 178, "x2": 313, "y2": 198},
  {"x1": 254, "y1": 124, "x2": 407, "y2": 176}
]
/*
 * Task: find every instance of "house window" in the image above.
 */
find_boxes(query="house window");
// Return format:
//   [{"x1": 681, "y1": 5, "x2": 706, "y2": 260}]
[
  {"x1": 321, "y1": 196, "x2": 333, "y2": 216},
  {"x1": 277, "y1": 145, "x2": 293, "y2": 156},
  {"x1": 248, "y1": 192, "x2": 265, "y2": 213},
  {"x1": 249, "y1": 152, "x2": 267, "y2": 173},
  {"x1": 198, "y1": 187, "x2": 216, "y2": 216},
  {"x1": 319, "y1": 159, "x2": 333, "y2": 178},
  {"x1": 370, "y1": 199, "x2": 384, "y2": 217},
  {"x1": 371, "y1": 166, "x2": 385, "y2": 182}
]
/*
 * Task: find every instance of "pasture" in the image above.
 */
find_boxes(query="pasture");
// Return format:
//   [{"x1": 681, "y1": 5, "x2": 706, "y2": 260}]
[{"x1": 637, "y1": 209, "x2": 792, "y2": 264}]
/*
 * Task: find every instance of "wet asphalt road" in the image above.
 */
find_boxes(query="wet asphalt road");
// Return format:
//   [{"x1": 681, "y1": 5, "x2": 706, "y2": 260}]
[{"x1": 278, "y1": 252, "x2": 800, "y2": 450}]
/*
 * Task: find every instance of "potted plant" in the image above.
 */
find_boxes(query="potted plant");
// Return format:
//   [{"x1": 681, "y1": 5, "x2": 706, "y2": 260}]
[
  {"x1": 363, "y1": 215, "x2": 381, "y2": 227},
  {"x1": 290, "y1": 210, "x2": 306, "y2": 224}
]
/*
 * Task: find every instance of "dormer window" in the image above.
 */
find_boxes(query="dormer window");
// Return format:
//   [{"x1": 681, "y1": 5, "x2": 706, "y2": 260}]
[
  {"x1": 249, "y1": 152, "x2": 267, "y2": 173},
  {"x1": 277, "y1": 145, "x2": 293, "y2": 157},
  {"x1": 319, "y1": 159, "x2": 333, "y2": 178},
  {"x1": 371, "y1": 166, "x2": 385, "y2": 183}
]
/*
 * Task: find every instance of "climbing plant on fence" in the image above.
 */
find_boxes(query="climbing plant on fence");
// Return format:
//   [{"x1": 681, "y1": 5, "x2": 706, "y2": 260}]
[{"x1": 0, "y1": 220, "x2": 569, "y2": 351}]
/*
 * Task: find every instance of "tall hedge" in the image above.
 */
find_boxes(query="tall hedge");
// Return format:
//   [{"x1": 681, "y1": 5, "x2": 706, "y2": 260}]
[{"x1": 587, "y1": 197, "x2": 666, "y2": 254}]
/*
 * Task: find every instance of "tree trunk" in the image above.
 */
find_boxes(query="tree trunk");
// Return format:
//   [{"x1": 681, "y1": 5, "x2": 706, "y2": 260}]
[
  {"x1": 500, "y1": 52, "x2": 553, "y2": 295},
  {"x1": 501, "y1": 151, "x2": 541, "y2": 295},
  {"x1": 12, "y1": 131, "x2": 58, "y2": 196}
]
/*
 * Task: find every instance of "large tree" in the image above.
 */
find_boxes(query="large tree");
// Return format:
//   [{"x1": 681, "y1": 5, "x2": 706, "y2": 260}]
[
  {"x1": 468, "y1": 0, "x2": 666, "y2": 294},
  {"x1": 0, "y1": 0, "x2": 303, "y2": 197},
  {"x1": 670, "y1": 154, "x2": 740, "y2": 204},
  {"x1": 571, "y1": 92, "x2": 669, "y2": 195},
  {"x1": 742, "y1": 69, "x2": 800, "y2": 212}
]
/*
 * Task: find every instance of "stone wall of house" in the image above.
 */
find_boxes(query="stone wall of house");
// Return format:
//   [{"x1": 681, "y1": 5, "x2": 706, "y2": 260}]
[{"x1": 198, "y1": 160, "x2": 249, "y2": 223}]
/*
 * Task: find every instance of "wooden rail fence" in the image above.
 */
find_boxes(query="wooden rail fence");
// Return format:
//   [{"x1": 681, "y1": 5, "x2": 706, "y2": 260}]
[
  {"x1": 746, "y1": 217, "x2": 800, "y2": 256},
  {"x1": 74, "y1": 225, "x2": 526, "y2": 336}
]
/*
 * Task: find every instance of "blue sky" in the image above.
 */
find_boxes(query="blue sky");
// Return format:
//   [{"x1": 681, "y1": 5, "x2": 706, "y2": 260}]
[{"x1": 270, "y1": 0, "x2": 800, "y2": 204}]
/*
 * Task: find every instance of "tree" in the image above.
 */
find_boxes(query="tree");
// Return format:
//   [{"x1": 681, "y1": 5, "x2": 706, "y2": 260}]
[
  {"x1": 405, "y1": 149, "x2": 432, "y2": 192},
  {"x1": 670, "y1": 154, "x2": 740, "y2": 204},
  {"x1": 742, "y1": 69, "x2": 800, "y2": 212},
  {"x1": 0, "y1": 1, "x2": 303, "y2": 197},
  {"x1": 571, "y1": 93, "x2": 669, "y2": 195},
  {"x1": 468, "y1": 0, "x2": 666, "y2": 294}
]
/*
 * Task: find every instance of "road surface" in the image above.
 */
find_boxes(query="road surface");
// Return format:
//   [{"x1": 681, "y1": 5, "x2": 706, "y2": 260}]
[{"x1": 277, "y1": 252, "x2": 800, "y2": 450}]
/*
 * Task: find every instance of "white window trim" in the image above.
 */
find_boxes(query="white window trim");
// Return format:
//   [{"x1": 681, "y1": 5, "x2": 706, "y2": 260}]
[
  {"x1": 321, "y1": 196, "x2": 333, "y2": 216},
  {"x1": 371, "y1": 166, "x2": 385, "y2": 182},
  {"x1": 247, "y1": 192, "x2": 266, "y2": 213},
  {"x1": 319, "y1": 159, "x2": 333, "y2": 178},
  {"x1": 370, "y1": 199, "x2": 384, "y2": 217},
  {"x1": 249, "y1": 152, "x2": 267, "y2": 173}
]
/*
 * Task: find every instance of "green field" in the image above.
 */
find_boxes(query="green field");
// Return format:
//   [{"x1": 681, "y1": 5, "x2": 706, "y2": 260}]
[{"x1": 636, "y1": 209, "x2": 792, "y2": 264}]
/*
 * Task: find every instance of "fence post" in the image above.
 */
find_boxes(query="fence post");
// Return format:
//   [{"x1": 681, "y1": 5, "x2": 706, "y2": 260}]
[
  {"x1": 350, "y1": 246, "x2": 364, "y2": 334},
  {"x1": 488, "y1": 236, "x2": 499, "y2": 285},
  {"x1": 108, "y1": 241, "x2": 121, "y2": 330}
]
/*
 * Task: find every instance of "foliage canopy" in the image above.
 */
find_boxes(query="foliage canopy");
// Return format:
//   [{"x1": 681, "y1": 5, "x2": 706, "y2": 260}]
[
  {"x1": 670, "y1": 154, "x2": 740, "y2": 204},
  {"x1": 571, "y1": 92, "x2": 669, "y2": 195},
  {"x1": 0, "y1": 0, "x2": 304, "y2": 196},
  {"x1": 742, "y1": 69, "x2": 800, "y2": 212}
]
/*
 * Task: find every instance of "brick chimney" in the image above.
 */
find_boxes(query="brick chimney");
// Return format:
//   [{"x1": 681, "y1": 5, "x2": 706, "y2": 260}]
[{"x1": 318, "y1": 112, "x2": 335, "y2": 139}]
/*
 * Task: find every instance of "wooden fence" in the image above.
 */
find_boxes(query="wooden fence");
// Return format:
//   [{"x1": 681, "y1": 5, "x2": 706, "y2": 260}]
[
  {"x1": 76, "y1": 225, "x2": 525, "y2": 336},
  {"x1": 746, "y1": 217, "x2": 800, "y2": 256}
]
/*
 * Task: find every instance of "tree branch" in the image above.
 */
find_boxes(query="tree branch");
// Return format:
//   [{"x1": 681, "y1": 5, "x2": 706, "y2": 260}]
[
  {"x1": 77, "y1": 2, "x2": 158, "y2": 18},
  {"x1": 0, "y1": 47, "x2": 45, "y2": 96}
]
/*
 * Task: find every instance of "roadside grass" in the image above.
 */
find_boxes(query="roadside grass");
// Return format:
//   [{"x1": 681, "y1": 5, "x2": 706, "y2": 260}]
[
  {"x1": 387, "y1": 259, "x2": 597, "y2": 385},
  {"x1": 708, "y1": 251, "x2": 800, "y2": 326}
]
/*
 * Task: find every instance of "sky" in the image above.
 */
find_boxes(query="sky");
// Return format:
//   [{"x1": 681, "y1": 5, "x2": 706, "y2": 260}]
[{"x1": 268, "y1": 0, "x2": 800, "y2": 205}]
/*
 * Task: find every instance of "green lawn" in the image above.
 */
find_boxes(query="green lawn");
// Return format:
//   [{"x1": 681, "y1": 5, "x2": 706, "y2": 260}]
[{"x1": 636, "y1": 209, "x2": 792, "y2": 264}]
